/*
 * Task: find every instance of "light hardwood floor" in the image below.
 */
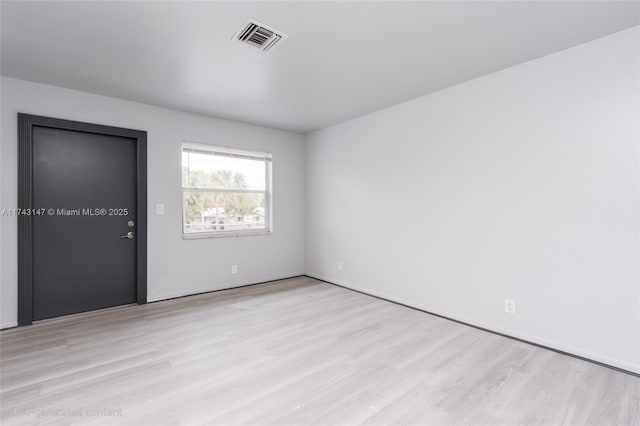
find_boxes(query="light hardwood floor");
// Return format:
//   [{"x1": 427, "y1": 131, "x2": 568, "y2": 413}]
[{"x1": 1, "y1": 276, "x2": 638, "y2": 425}]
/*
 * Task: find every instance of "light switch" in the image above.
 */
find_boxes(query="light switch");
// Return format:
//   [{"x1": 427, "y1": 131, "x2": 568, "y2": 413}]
[{"x1": 156, "y1": 204, "x2": 165, "y2": 215}]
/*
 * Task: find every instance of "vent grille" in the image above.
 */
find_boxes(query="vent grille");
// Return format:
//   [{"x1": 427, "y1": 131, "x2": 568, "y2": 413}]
[{"x1": 234, "y1": 19, "x2": 287, "y2": 52}]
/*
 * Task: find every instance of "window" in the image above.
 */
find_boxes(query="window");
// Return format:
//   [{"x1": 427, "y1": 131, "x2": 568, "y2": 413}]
[{"x1": 182, "y1": 143, "x2": 272, "y2": 237}]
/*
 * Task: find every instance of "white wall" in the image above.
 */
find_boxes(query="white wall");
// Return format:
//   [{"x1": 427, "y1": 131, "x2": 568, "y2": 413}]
[
  {"x1": 0, "y1": 77, "x2": 305, "y2": 328},
  {"x1": 305, "y1": 27, "x2": 640, "y2": 373}
]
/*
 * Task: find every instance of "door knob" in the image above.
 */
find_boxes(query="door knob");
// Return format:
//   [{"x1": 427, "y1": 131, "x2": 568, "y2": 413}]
[{"x1": 120, "y1": 231, "x2": 135, "y2": 240}]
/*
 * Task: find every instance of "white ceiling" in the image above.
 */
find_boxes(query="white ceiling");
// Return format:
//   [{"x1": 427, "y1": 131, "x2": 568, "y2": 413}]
[{"x1": 1, "y1": 1, "x2": 638, "y2": 134}]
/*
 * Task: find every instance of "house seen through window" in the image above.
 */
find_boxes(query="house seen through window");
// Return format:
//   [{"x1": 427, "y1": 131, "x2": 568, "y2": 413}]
[{"x1": 182, "y1": 143, "x2": 272, "y2": 236}]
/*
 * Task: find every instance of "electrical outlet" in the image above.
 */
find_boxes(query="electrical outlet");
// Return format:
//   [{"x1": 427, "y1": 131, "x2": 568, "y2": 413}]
[
  {"x1": 337, "y1": 262, "x2": 344, "y2": 272},
  {"x1": 231, "y1": 265, "x2": 238, "y2": 274},
  {"x1": 156, "y1": 203, "x2": 164, "y2": 215},
  {"x1": 504, "y1": 298, "x2": 516, "y2": 314}
]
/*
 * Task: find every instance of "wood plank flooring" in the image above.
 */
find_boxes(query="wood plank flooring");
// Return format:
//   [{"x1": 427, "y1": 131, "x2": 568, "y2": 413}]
[{"x1": 1, "y1": 276, "x2": 638, "y2": 425}]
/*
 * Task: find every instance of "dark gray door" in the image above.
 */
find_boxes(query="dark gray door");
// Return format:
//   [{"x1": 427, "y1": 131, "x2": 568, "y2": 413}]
[{"x1": 32, "y1": 126, "x2": 137, "y2": 320}]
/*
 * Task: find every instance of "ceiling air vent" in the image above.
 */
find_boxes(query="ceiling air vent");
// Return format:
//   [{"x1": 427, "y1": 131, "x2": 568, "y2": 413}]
[{"x1": 233, "y1": 19, "x2": 287, "y2": 53}]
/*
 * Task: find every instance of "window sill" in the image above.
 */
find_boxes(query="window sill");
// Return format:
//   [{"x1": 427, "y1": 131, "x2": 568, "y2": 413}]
[{"x1": 182, "y1": 230, "x2": 272, "y2": 240}]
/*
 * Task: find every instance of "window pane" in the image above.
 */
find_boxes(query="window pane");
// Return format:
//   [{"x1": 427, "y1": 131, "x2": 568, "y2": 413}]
[
  {"x1": 182, "y1": 150, "x2": 266, "y2": 191},
  {"x1": 183, "y1": 191, "x2": 266, "y2": 233}
]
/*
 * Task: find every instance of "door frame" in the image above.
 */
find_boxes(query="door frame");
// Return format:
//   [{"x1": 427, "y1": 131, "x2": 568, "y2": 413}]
[{"x1": 17, "y1": 113, "x2": 148, "y2": 326}]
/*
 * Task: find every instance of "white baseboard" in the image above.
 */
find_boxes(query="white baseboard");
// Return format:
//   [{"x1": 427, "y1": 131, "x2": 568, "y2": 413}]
[
  {"x1": 147, "y1": 273, "x2": 305, "y2": 303},
  {"x1": 1, "y1": 321, "x2": 18, "y2": 330},
  {"x1": 305, "y1": 272, "x2": 640, "y2": 375},
  {"x1": 0, "y1": 274, "x2": 306, "y2": 328}
]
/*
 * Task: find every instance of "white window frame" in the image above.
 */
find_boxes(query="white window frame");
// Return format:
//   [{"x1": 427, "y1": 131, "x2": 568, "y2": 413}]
[{"x1": 181, "y1": 142, "x2": 273, "y2": 239}]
